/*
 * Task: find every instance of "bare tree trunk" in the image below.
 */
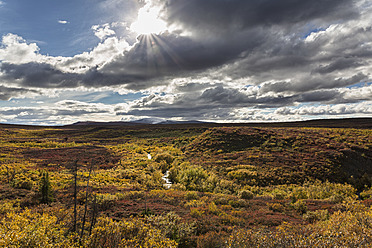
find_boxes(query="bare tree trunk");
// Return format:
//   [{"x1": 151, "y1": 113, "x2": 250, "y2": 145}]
[
  {"x1": 89, "y1": 194, "x2": 98, "y2": 237},
  {"x1": 80, "y1": 162, "x2": 94, "y2": 241},
  {"x1": 73, "y1": 160, "x2": 78, "y2": 233}
]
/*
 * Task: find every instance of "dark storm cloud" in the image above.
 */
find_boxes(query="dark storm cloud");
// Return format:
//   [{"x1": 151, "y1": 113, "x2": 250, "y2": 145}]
[
  {"x1": 259, "y1": 73, "x2": 369, "y2": 93},
  {"x1": 1, "y1": 29, "x2": 264, "y2": 90},
  {"x1": 312, "y1": 58, "x2": 364, "y2": 74},
  {"x1": 0, "y1": 85, "x2": 39, "y2": 100},
  {"x1": 100, "y1": 30, "x2": 265, "y2": 80},
  {"x1": 162, "y1": 0, "x2": 357, "y2": 33},
  {"x1": 0, "y1": 62, "x2": 80, "y2": 88},
  {"x1": 55, "y1": 109, "x2": 107, "y2": 116},
  {"x1": 296, "y1": 90, "x2": 341, "y2": 103}
]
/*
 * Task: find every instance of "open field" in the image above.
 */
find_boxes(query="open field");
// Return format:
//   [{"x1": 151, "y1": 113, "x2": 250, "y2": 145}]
[{"x1": 0, "y1": 118, "x2": 371, "y2": 247}]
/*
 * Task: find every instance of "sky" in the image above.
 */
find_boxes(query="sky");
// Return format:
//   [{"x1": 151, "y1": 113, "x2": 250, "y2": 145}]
[{"x1": 0, "y1": 0, "x2": 371, "y2": 125}]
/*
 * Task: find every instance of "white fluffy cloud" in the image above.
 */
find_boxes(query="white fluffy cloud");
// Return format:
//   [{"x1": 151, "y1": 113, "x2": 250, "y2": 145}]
[
  {"x1": 0, "y1": 34, "x2": 46, "y2": 64},
  {"x1": 92, "y1": 24, "x2": 116, "y2": 40}
]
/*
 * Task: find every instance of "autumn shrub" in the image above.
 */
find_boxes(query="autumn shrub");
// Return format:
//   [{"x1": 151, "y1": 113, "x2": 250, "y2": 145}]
[
  {"x1": 271, "y1": 188, "x2": 287, "y2": 200},
  {"x1": 227, "y1": 169, "x2": 257, "y2": 182},
  {"x1": 11, "y1": 173, "x2": 34, "y2": 190},
  {"x1": 360, "y1": 187, "x2": 372, "y2": 200},
  {"x1": 292, "y1": 199, "x2": 308, "y2": 214},
  {"x1": 208, "y1": 202, "x2": 222, "y2": 215},
  {"x1": 154, "y1": 153, "x2": 174, "y2": 165},
  {"x1": 303, "y1": 209, "x2": 329, "y2": 223},
  {"x1": 0, "y1": 209, "x2": 77, "y2": 247},
  {"x1": 197, "y1": 231, "x2": 227, "y2": 248},
  {"x1": 190, "y1": 208, "x2": 204, "y2": 218},
  {"x1": 202, "y1": 173, "x2": 220, "y2": 192},
  {"x1": 87, "y1": 217, "x2": 178, "y2": 248},
  {"x1": 168, "y1": 165, "x2": 180, "y2": 184},
  {"x1": 185, "y1": 191, "x2": 199, "y2": 200},
  {"x1": 212, "y1": 193, "x2": 231, "y2": 205},
  {"x1": 228, "y1": 199, "x2": 249, "y2": 208},
  {"x1": 267, "y1": 202, "x2": 285, "y2": 213},
  {"x1": 290, "y1": 187, "x2": 307, "y2": 203},
  {"x1": 157, "y1": 160, "x2": 169, "y2": 173},
  {"x1": 146, "y1": 212, "x2": 195, "y2": 247},
  {"x1": 239, "y1": 189, "x2": 254, "y2": 200},
  {"x1": 178, "y1": 166, "x2": 208, "y2": 191},
  {"x1": 96, "y1": 194, "x2": 117, "y2": 211},
  {"x1": 138, "y1": 170, "x2": 164, "y2": 189},
  {"x1": 305, "y1": 180, "x2": 357, "y2": 201},
  {"x1": 214, "y1": 179, "x2": 239, "y2": 194},
  {"x1": 185, "y1": 199, "x2": 206, "y2": 208},
  {"x1": 227, "y1": 205, "x2": 372, "y2": 247},
  {"x1": 0, "y1": 200, "x2": 20, "y2": 215},
  {"x1": 226, "y1": 229, "x2": 258, "y2": 247}
]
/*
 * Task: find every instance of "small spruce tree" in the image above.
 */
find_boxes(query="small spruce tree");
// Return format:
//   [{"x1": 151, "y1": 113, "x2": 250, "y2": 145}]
[{"x1": 39, "y1": 170, "x2": 53, "y2": 204}]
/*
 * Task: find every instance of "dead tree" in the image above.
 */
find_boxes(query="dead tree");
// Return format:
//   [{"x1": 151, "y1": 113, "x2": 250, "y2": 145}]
[
  {"x1": 72, "y1": 160, "x2": 78, "y2": 233},
  {"x1": 80, "y1": 162, "x2": 95, "y2": 241}
]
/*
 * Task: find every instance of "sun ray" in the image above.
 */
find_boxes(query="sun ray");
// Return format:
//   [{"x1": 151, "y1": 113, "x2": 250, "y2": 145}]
[{"x1": 151, "y1": 35, "x2": 185, "y2": 68}]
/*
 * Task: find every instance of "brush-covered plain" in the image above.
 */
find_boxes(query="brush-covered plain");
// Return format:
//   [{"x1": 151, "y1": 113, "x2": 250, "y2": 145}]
[{"x1": 0, "y1": 121, "x2": 371, "y2": 247}]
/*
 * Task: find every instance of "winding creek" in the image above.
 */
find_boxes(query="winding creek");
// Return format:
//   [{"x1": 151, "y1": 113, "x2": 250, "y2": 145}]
[{"x1": 148, "y1": 153, "x2": 172, "y2": 188}]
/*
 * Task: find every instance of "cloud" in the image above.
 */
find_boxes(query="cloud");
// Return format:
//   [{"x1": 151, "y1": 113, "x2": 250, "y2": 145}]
[
  {"x1": 0, "y1": 100, "x2": 116, "y2": 125},
  {"x1": 115, "y1": 83, "x2": 372, "y2": 120},
  {"x1": 92, "y1": 24, "x2": 116, "y2": 40},
  {"x1": 275, "y1": 102, "x2": 372, "y2": 116},
  {"x1": 0, "y1": 85, "x2": 40, "y2": 100},
  {"x1": 1, "y1": 0, "x2": 370, "y2": 93},
  {"x1": 0, "y1": 34, "x2": 44, "y2": 64},
  {"x1": 160, "y1": 0, "x2": 358, "y2": 35},
  {"x1": 0, "y1": 0, "x2": 371, "y2": 124}
]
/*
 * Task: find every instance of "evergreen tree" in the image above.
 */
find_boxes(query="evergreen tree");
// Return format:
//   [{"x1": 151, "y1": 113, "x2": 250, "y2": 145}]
[{"x1": 39, "y1": 170, "x2": 53, "y2": 204}]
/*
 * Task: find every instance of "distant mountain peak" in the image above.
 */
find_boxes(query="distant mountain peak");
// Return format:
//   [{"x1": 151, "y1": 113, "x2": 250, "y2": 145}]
[
  {"x1": 130, "y1": 117, "x2": 165, "y2": 124},
  {"x1": 70, "y1": 118, "x2": 209, "y2": 126}
]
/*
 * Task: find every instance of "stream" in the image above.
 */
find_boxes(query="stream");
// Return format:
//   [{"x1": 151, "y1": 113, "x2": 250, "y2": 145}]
[
  {"x1": 162, "y1": 170, "x2": 172, "y2": 189},
  {"x1": 148, "y1": 153, "x2": 171, "y2": 189}
]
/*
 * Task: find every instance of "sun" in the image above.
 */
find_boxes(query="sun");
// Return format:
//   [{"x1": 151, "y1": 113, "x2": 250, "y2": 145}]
[{"x1": 130, "y1": 3, "x2": 167, "y2": 35}]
